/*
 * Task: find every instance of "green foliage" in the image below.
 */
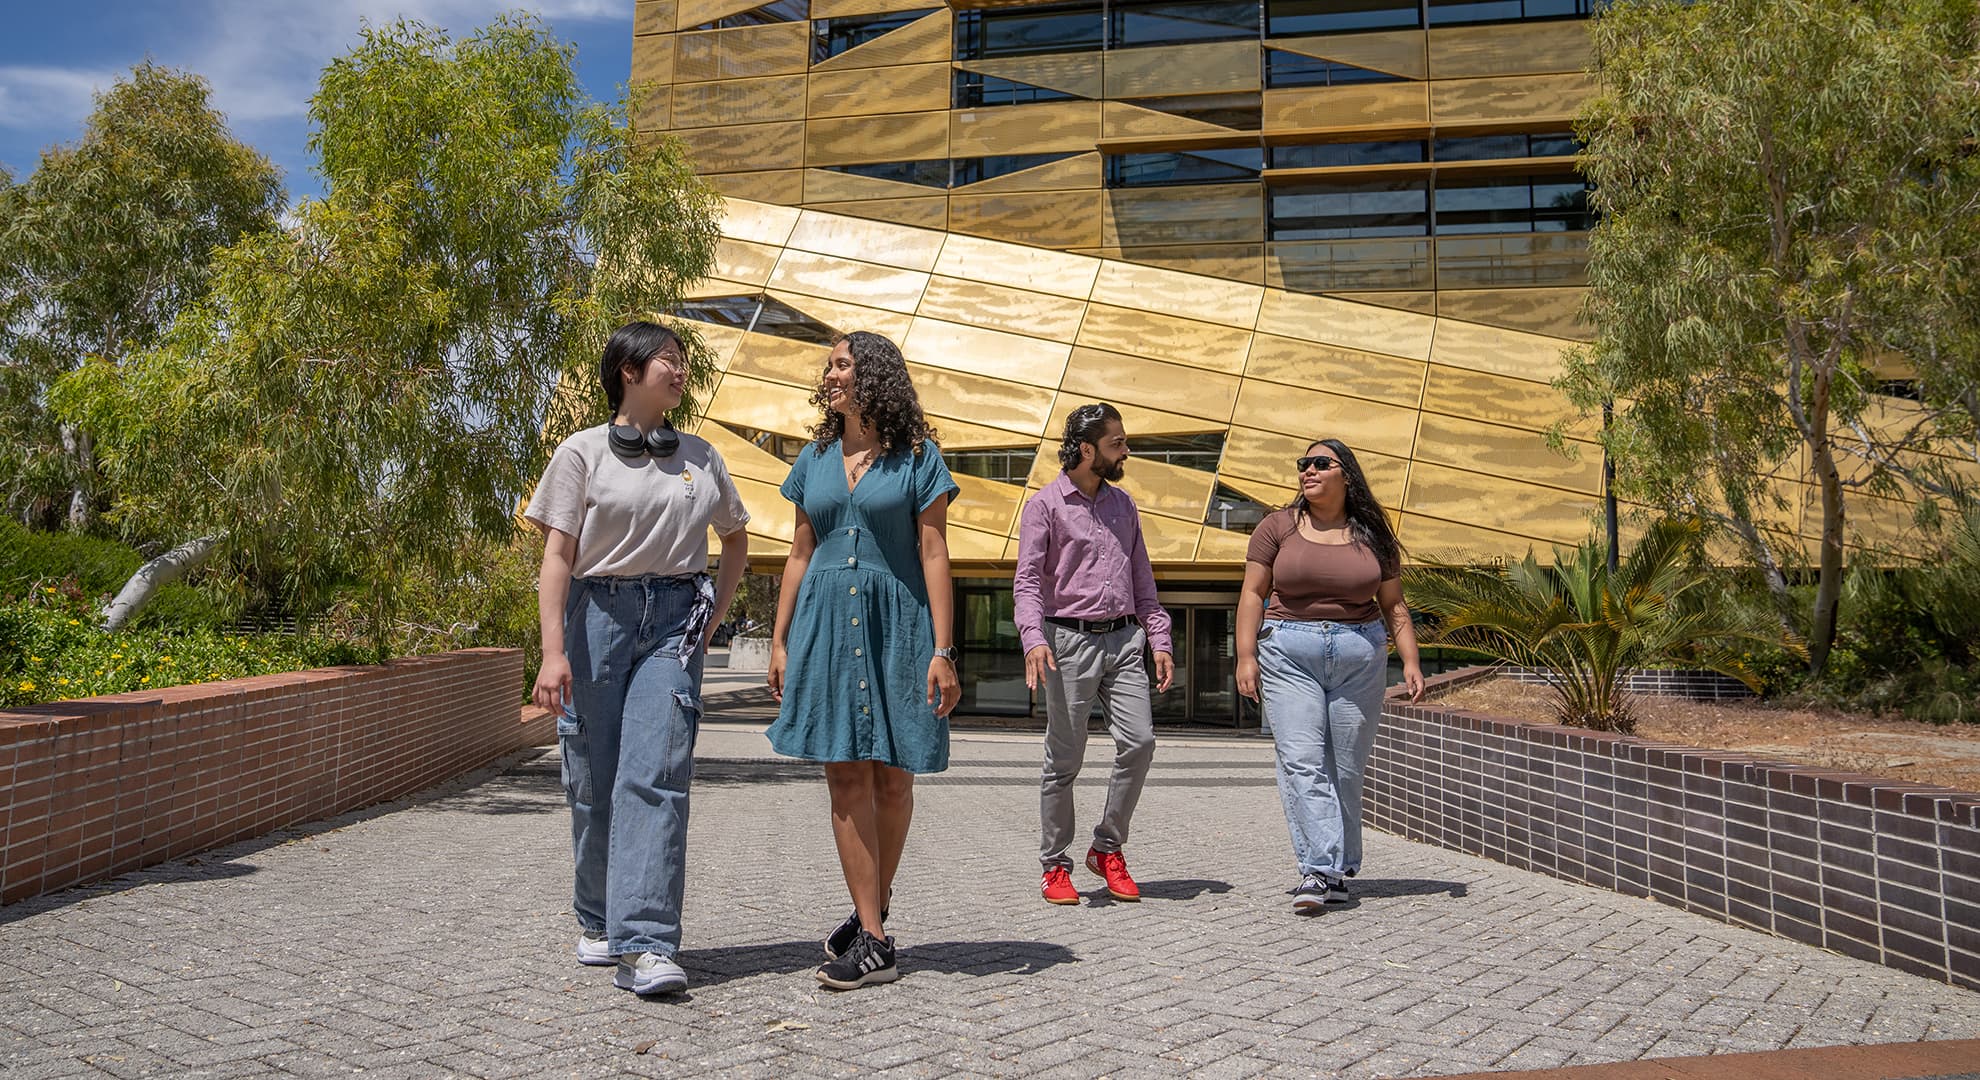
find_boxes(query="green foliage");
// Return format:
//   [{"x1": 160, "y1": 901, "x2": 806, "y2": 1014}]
[
  {"x1": 51, "y1": 16, "x2": 722, "y2": 643},
  {"x1": 0, "y1": 63, "x2": 283, "y2": 528},
  {"x1": 0, "y1": 585, "x2": 363, "y2": 710},
  {"x1": 0, "y1": 520, "x2": 228, "y2": 627},
  {"x1": 1405, "y1": 519, "x2": 1802, "y2": 732},
  {"x1": 1564, "y1": 0, "x2": 1980, "y2": 675}
]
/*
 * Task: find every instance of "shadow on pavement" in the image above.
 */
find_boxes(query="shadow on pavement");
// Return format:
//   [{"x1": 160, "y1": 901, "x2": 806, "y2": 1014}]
[
  {"x1": 1086, "y1": 878, "x2": 1234, "y2": 904},
  {"x1": 681, "y1": 938, "x2": 1078, "y2": 988},
  {"x1": 1356, "y1": 877, "x2": 1469, "y2": 899}
]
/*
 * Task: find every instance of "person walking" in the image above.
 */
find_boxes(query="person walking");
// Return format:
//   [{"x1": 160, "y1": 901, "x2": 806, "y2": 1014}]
[
  {"x1": 526, "y1": 321, "x2": 751, "y2": 995},
  {"x1": 1013, "y1": 403, "x2": 1174, "y2": 906},
  {"x1": 767, "y1": 331, "x2": 961, "y2": 991},
  {"x1": 1235, "y1": 437, "x2": 1424, "y2": 914}
]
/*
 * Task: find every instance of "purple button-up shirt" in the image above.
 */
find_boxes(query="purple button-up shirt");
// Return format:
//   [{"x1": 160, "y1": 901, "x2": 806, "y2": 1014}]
[{"x1": 1013, "y1": 472, "x2": 1174, "y2": 656}]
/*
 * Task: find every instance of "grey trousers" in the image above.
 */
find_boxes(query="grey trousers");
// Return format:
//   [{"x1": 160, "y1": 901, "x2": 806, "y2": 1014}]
[{"x1": 1039, "y1": 622, "x2": 1156, "y2": 868}]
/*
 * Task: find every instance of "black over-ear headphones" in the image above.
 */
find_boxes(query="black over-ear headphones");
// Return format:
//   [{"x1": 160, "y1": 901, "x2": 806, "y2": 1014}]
[{"x1": 607, "y1": 421, "x2": 681, "y2": 461}]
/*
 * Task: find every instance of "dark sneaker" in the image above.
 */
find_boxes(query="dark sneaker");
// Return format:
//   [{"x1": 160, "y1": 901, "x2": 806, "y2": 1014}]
[
  {"x1": 1292, "y1": 873, "x2": 1330, "y2": 913},
  {"x1": 1326, "y1": 876, "x2": 1352, "y2": 904},
  {"x1": 815, "y1": 929, "x2": 898, "y2": 991},
  {"x1": 823, "y1": 902, "x2": 890, "y2": 960}
]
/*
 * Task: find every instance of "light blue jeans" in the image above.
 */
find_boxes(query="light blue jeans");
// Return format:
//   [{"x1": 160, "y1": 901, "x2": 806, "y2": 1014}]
[
  {"x1": 1257, "y1": 618, "x2": 1389, "y2": 879},
  {"x1": 560, "y1": 574, "x2": 709, "y2": 958}
]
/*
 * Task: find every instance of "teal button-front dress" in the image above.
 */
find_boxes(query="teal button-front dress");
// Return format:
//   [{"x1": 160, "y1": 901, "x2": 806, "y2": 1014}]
[{"x1": 768, "y1": 439, "x2": 961, "y2": 774}]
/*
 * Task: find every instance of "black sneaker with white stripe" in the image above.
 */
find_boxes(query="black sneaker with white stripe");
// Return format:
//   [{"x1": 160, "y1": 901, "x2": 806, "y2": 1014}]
[
  {"x1": 815, "y1": 929, "x2": 898, "y2": 990},
  {"x1": 824, "y1": 901, "x2": 888, "y2": 960},
  {"x1": 1292, "y1": 872, "x2": 1350, "y2": 912}
]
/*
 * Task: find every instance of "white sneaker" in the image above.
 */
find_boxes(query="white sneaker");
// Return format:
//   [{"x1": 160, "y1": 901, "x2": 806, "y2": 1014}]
[
  {"x1": 614, "y1": 951, "x2": 688, "y2": 995},
  {"x1": 575, "y1": 931, "x2": 612, "y2": 967}
]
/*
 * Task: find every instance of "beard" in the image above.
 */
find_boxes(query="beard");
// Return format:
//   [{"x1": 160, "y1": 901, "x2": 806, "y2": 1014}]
[{"x1": 1099, "y1": 456, "x2": 1126, "y2": 482}]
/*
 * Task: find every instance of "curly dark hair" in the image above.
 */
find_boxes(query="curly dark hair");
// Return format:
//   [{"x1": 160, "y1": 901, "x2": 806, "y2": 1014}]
[
  {"x1": 808, "y1": 330, "x2": 939, "y2": 455},
  {"x1": 1057, "y1": 402, "x2": 1122, "y2": 471},
  {"x1": 1290, "y1": 438, "x2": 1404, "y2": 577}
]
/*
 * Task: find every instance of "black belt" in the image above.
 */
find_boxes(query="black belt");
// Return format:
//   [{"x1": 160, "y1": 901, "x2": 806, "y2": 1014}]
[{"x1": 1046, "y1": 615, "x2": 1136, "y2": 634}]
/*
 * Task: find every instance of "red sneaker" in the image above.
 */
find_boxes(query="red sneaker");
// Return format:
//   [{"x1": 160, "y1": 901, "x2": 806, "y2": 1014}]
[
  {"x1": 1041, "y1": 865, "x2": 1080, "y2": 905},
  {"x1": 1085, "y1": 848, "x2": 1140, "y2": 902}
]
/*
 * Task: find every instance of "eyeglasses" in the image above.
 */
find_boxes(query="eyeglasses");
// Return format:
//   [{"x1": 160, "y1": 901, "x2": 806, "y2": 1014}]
[{"x1": 1295, "y1": 455, "x2": 1340, "y2": 473}]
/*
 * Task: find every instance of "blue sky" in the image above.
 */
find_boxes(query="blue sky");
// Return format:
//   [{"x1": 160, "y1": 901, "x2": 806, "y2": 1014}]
[{"x1": 0, "y1": 1, "x2": 637, "y2": 202}]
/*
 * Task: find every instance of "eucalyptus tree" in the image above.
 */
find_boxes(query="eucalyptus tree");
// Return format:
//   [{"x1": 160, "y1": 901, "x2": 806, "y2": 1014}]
[
  {"x1": 0, "y1": 64, "x2": 283, "y2": 530},
  {"x1": 56, "y1": 16, "x2": 722, "y2": 640},
  {"x1": 1562, "y1": 0, "x2": 1980, "y2": 675}
]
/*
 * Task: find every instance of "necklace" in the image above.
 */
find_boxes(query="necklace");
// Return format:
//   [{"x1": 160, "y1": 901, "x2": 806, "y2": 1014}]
[{"x1": 844, "y1": 444, "x2": 878, "y2": 491}]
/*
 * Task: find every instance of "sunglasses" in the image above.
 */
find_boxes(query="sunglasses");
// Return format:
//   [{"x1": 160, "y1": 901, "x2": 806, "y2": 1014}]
[{"x1": 1295, "y1": 454, "x2": 1340, "y2": 474}]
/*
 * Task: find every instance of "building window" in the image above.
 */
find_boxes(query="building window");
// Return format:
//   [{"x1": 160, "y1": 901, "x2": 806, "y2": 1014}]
[
  {"x1": 822, "y1": 160, "x2": 953, "y2": 188},
  {"x1": 1116, "y1": 94, "x2": 1262, "y2": 131},
  {"x1": 952, "y1": 153, "x2": 1077, "y2": 186},
  {"x1": 719, "y1": 423, "x2": 810, "y2": 464},
  {"x1": 955, "y1": 4, "x2": 1105, "y2": 60},
  {"x1": 685, "y1": 0, "x2": 807, "y2": 30},
  {"x1": 1109, "y1": 1, "x2": 1260, "y2": 48},
  {"x1": 1106, "y1": 148, "x2": 1264, "y2": 188},
  {"x1": 674, "y1": 294, "x2": 839, "y2": 344},
  {"x1": 1433, "y1": 131, "x2": 1581, "y2": 161},
  {"x1": 1433, "y1": 173, "x2": 1592, "y2": 234},
  {"x1": 1270, "y1": 180, "x2": 1430, "y2": 239},
  {"x1": 1264, "y1": 49, "x2": 1403, "y2": 88},
  {"x1": 942, "y1": 447, "x2": 1036, "y2": 486},
  {"x1": 813, "y1": 9, "x2": 937, "y2": 64},
  {"x1": 1130, "y1": 432, "x2": 1225, "y2": 471},
  {"x1": 1427, "y1": 0, "x2": 1592, "y2": 24},
  {"x1": 1207, "y1": 485, "x2": 1273, "y2": 533},
  {"x1": 1270, "y1": 140, "x2": 1426, "y2": 170},
  {"x1": 953, "y1": 71, "x2": 1079, "y2": 108},
  {"x1": 1267, "y1": 0, "x2": 1422, "y2": 35}
]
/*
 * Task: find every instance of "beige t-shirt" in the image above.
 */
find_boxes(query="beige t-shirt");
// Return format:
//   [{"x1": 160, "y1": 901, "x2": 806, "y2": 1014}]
[{"x1": 524, "y1": 425, "x2": 749, "y2": 578}]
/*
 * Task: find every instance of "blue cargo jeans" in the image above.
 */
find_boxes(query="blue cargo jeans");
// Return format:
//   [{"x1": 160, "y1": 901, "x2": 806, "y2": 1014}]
[
  {"x1": 560, "y1": 574, "x2": 711, "y2": 958},
  {"x1": 1256, "y1": 618, "x2": 1388, "y2": 879}
]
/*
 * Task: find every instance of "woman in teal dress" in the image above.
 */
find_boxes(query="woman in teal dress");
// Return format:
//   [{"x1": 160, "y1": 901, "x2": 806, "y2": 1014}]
[{"x1": 768, "y1": 330, "x2": 960, "y2": 991}]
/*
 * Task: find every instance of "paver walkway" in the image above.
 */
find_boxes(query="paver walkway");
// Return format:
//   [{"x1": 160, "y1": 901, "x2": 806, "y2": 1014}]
[{"x1": 2, "y1": 709, "x2": 1976, "y2": 1078}]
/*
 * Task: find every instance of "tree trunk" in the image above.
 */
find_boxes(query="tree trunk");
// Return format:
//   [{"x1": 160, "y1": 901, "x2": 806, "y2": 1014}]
[
  {"x1": 1808, "y1": 440, "x2": 1846, "y2": 677},
  {"x1": 60, "y1": 425, "x2": 93, "y2": 531},
  {"x1": 101, "y1": 534, "x2": 224, "y2": 631}
]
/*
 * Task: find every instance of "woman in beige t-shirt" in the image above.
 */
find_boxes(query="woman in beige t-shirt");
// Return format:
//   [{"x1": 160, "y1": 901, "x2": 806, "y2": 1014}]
[{"x1": 1236, "y1": 437, "x2": 1424, "y2": 914}]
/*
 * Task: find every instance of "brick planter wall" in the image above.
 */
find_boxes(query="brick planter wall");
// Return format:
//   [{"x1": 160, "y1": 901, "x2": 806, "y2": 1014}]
[
  {"x1": 0, "y1": 648, "x2": 553, "y2": 905},
  {"x1": 1367, "y1": 668, "x2": 1980, "y2": 990},
  {"x1": 1497, "y1": 666, "x2": 1756, "y2": 700}
]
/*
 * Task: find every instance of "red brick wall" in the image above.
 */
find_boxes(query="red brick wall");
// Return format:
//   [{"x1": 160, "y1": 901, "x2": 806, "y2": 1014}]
[{"x1": 0, "y1": 648, "x2": 554, "y2": 905}]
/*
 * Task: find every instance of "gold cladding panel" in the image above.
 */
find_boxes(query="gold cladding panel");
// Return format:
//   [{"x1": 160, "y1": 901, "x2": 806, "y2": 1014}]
[
  {"x1": 1222, "y1": 426, "x2": 1407, "y2": 507},
  {"x1": 1255, "y1": 290, "x2": 1435, "y2": 362},
  {"x1": 766, "y1": 249, "x2": 930, "y2": 314},
  {"x1": 917, "y1": 276, "x2": 1089, "y2": 343},
  {"x1": 808, "y1": 63, "x2": 951, "y2": 119},
  {"x1": 1244, "y1": 334, "x2": 1427, "y2": 409},
  {"x1": 933, "y1": 233, "x2": 1102, "y2": 298},
  {"x1": 1347, "y1": 291, "x2": 1439, "y2": 317},
  {"x1": 951, "y1": 153, "x2": 1102, "y2": 195},
  {"x1": 1427, "y1": 318, "x2": 1572, "y2": 384},
  {"x1": 632, "y1": 35, "x2": 674, "y2": 87},
  {"x1": 670, "y1": 75, "x2": 807, "y2": 129},
  {"x1": 696, "y1": 416, "x2": 800, "y2": 488},
  {"x1": 733, "y1": 475, "x2": 796, "y2": 543},
  {"x1": 705, "y1": 373, "x2": 823, "y2": 439},
  {"x1": 1231, "y1": 381, "x2": 1419, "y2": 460},
  {"x1": 1419, "y1": 365, "x2": 1593, "y2": 438},
  {"x1": 806, "y1": 196, "x2": 948, "y2": 230},
  {"x1": 1104, "y1": 185, "x2": 1265, "y2": 247},
  {"x1": 673, "y1": 23, "x2": 811, "y2": 82},
  {"x1": 1263, "y1": 84, "x2": 1430, "y2": 132},
  {"x1": 802, "y1": 168, "x2": 938, "y2": 204},
  {"x1": 1196, "y1": 525, "x2": 1252, "y2": 562},
  {"x1": 1413, "y1": 413, "x2": 1601, "y2": 495},
  {"x1": 677, "y1": 0, "x2": 776, "y2": 30},
  {"x1": 806, "y1": 111, "x2": 950, "y2": 168},
  {"x1": 764, "y1": 289, "x2": 916, "y2": 342},
  {"x1": 1075, "y1": 304, "x2": 1251, "y2": 375},
  {"x1": 1062, "y1": 347, "x2": 1240, "y2": 424},
  {"x1": 718, "y1": 197, "x2": 803, "y2": 246},
  {"x1": 1089, "y1": 260, "x2": 1264, "y2": 329},
  {"x1": 1045, "y1": 398, "x2": 1224, "y2": 439},
  {"x1": 925, "y1": 414, "x2": 1049, "y2": 450},
  {"x1": 634, "y1": 0, "x2": 674, "y2": 36},
  {"x1": 1436, "y1": 287, "x2": 1590, "y2": 341},
  {"x1": 1140, "y1": 515, "x2": 1204, "y2": 561},
  {"x1": 1403, "y1": 461, "x2": 1597, "y2": 544},
  {"x1": 906, "y1": 365, "x2": 1057, "y2": 435},
  {"x1": 1101, "y1": 244, "x2": 1264, "y2": 286},
  {"x1": 1112, "y1": 457, "x2": 1216, "y2": 522},
  {"x1": 675, "y1": 121, "x2": 806, "y2": 173},
  {"x1": 704, "y1": 169, "x2": 805, "y2": 203},
  {"x1": 947, "y1": 191, "x2": 1106, "y2": 249},
  {"x1": 949, "y1": 523, "x2": 1014, "y2": 562},
  {"x1": 955, "y1": 53, "x2": 1104, "y2": 99},
  {"x1": 1101, "y1": 41, "x2": 1260, "y2": 98},
  {"x1": 812, "y1": 0, "x2": 943, "y2": 17},
  {"x1": 903, "y1": 316, "x2": 1073, "y2": 385},
  {"x1": 1217, "y1": 474, "x2": 1295, "y2": 509},
  {"x1": 950, "y1": 101, "x2": 1104, "y2": 157},
  {"x1": 1429, "y1": 72, "x2": 1595, "y2": 125},
  {"x1": 1102, "y1": 102, "x2": 1244, "y2": 140},
  {"x1": 635, "y1": 84, "x2": 670, "y2": 132},
  {"x1": 674, "y1": 321, "x2": 745, "y2": 372},
  {"x1": 1428, "y1": 22, "x2": 1592, "y2": 79},
  {"x1": 1270, "y1": 30, "x2": 1427, "y2": 80},
  {"x1": 711, "y1": 238, "x2": 783, "y2": 287},
  {"x1": 810, "y1": 9, "x2": 953, "y2": 72},
  {"x1": 786, "y1": 208, "x2": 948, "y2": 271},
  {"x1": 1400, "y1": 511, "x2": 1560, "y2": 562},
  {"x1": 949, "y1": 473, "x2": 1024, "y2": 537},
  {"x1": 725, "y1": 331, "x2": 831, "y2": 390}
]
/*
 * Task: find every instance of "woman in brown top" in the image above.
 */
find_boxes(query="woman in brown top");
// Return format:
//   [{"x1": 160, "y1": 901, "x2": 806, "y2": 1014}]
[{"x1": 1236, "y1": 437, "x2": 1424, "y2": 913}]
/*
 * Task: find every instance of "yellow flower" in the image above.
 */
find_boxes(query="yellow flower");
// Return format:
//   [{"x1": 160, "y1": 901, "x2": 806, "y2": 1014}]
[
  {"x1": 67, "y1": 619, "x2": 79, "y2": 626},
  {"x1": 57, "y1": 678, "x2": 69, "y2": 686},
  {"x1": 110, "y1": 652, "x2": 123, "y2": 660},
  {"x1": 139, "y1": 675, "x2": 150, "y2": 684},
  {"x1": 17, "y1": 681, "x2": 33, "y2": 692},
  {"x1": 160, "y1": 656, "x2": 174, "y2": 664},
  {"x1": 29, "y1": 656, "x2": 40, "y2": 663},
  {"x1": 42, "y1": 586, "x2": 55, "y2": 594}
]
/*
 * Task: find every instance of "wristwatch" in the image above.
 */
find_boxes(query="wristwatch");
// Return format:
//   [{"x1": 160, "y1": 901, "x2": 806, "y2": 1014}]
[{"x1": 931, "y1": 646, "x2": 958, "y2": 663}]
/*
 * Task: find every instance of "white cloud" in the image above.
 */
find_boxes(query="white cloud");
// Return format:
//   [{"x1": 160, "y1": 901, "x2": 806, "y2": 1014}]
[{"x1": 0, "y1": 64, "x2": 119, "y2": 132}]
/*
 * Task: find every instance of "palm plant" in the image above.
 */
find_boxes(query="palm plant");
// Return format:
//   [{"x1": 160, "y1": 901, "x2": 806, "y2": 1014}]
[{"x1": 1404, "y1": 518, "x2": 1801, "y2": 732}]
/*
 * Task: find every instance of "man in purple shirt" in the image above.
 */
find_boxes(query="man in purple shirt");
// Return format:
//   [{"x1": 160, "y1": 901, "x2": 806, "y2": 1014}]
[{"x1": 1014, "y1": 403, "x2": 1174, "y2": 905}]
